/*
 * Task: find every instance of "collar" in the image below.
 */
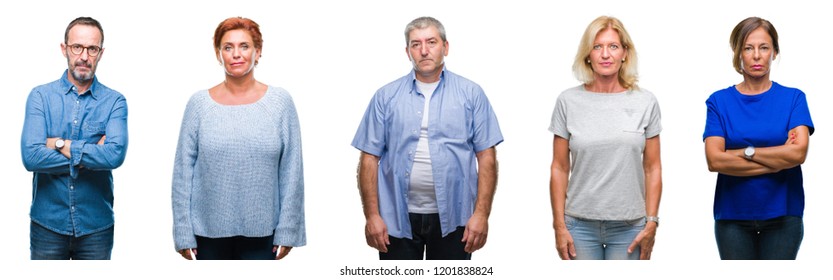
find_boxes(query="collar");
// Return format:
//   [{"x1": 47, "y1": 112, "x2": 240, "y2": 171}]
[
  {"x1": 409, "y1": 66, "x2": 447, "y2": 95},
  {"x1": 60, "y1": 70, "x2": 100, "y2": 99}
]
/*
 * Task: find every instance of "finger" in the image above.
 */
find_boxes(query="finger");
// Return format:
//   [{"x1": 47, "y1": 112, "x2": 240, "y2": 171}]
[
  {"x1": 568, "y1": 242, "x2": 577, "y2": 258},
  {"x1": 276, "y1": 247, "x2": 291, "y2": 260},
  {"x1": 627, "y1": 234, "x2": 642, "y2": 253},
  {"x1": 375, "y1": 234, "x2": 388, "y2": 253},
  {"x1": 463, "y1": 232, "x2": 475, "y2": 253},
  {"x1": 558, "y1": 248, "x2": 570, "y2": 260}
]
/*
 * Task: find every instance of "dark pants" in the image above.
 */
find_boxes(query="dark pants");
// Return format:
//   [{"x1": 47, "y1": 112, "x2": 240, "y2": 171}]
[
  {"x1": 195, "y1": 235, "x2": 275, "y2": 260},
  {"x1": 380, "y1": 213, "x2": 471, "y2": 260},
  {"x1": 715, "y1": 215, "x2": 803, "y2": 260},
  {"x1": 30, "y1": 221, "x2": 114, "y2": 260}
]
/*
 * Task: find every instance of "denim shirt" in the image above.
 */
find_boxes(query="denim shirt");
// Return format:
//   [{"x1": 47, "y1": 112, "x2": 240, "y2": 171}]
[
  {"x1": 21, "y1": 71, "x2": 128, "y2": 237},
  {"x1": 352, "y1": 68, "x2": 503, "y2": 238}
]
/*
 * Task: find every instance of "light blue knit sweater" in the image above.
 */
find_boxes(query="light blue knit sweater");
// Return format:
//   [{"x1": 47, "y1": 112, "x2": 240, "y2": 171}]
[{"x1": 172, "y1": 86, "x2": 305, "y2": 251}]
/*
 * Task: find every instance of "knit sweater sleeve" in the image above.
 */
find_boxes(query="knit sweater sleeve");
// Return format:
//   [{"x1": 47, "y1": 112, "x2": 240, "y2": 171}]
[
  {"x1": 273, "y1": 90, "x2": 307, "y2": 247},
  {"x1": 171, "y1": 92, "x2": 203, "y2": 251}
]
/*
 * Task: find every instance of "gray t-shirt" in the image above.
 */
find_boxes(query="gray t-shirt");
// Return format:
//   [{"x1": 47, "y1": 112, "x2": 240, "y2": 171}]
[{"x1": 549, "y1": 85, "x2": 661, "y2": 220}]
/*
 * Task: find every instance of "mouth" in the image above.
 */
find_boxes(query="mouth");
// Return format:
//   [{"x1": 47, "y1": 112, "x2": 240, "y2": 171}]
[
  {"x1": 752, "y1": 64, "x2": 764, "y2": 70},
  {"x1": 600, "y1": 62, "x2": 613, "y2": 67}
]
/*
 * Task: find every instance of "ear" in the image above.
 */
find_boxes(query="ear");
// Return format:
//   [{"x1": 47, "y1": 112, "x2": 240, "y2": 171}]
[
  {"x1": 442, "y1": 40, "x2": 449, "y2": 57},
  {"x1": 96, "y1": 47, "x2": 105, "y2": 61},
  {"x1": 61, "y1": 43, "x2": 68, "y2": 59}
]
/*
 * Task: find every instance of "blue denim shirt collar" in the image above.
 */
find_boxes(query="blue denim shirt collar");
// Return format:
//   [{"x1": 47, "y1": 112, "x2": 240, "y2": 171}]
[
  {"x1": 59, "y1": 70, "x2": 100, "y2": 100},
  {"x1": 408, "y1": 66, "x2": 446, "y2": 95}
]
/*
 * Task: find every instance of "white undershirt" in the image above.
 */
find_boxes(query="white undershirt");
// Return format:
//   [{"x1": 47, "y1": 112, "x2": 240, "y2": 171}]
[{"x1": 408, "y1": 80, "x2": 440, "y2": 214}]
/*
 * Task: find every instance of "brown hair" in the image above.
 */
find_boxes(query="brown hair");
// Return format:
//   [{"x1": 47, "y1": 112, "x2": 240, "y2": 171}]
[{"x1": 730, "y1": 17, "x2": 779, "y2": 75}]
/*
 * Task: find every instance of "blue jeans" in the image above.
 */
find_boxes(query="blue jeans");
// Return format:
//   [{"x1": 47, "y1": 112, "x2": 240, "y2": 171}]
[
  {"x1": 195, "y1": 235, "x2": 275, "y2": 260},
  {"x1": 565, "y1": 215, "x2": 644, "y2": 260},
  {"x1": 30, "y1": 221, "x2": 114, "y2": 260},
  {"x1": 715, "y1": 215, "x2": 803, "y2": 260},
  {"x1": 380, "y1": 213, "x2": 471, "y2": 260}
]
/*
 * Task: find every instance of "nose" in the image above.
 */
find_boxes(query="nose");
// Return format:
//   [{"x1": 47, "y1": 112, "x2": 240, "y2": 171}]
[
  {"x1": 232, "y1": 47, "x2": 242, "y2": 58},
  {"x1": 753, "y1": 48, "x2": 762, "y2": 60},
  {"x1": 420, "y1": 44, "x2": 429, "y2": 56},
  {"x1": 79, "y1": 48, "x2": 90, "y2": 60},
  {"x1": 600, "y1": 46, "x2": 611, "y2": 59}
]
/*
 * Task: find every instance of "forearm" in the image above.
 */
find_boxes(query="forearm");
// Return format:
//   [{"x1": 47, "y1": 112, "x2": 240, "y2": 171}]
[
  {"x1": 708, "y1": 150, "x2": 776, "y2": 176},
  {"x1": 550, "y1": 168, "x2": 569, "y2": 230},
  {"x1": 358, "y1": 152, "x2": 381, "y2": 218},
  {"x1": 276, "y1": 136, "x2": 306, "y2": 246},
  {"x1": 644, "y1": 167, "x2": 662, "y2": 217},
  {"x1": 550, "y1": 136, "x2": 570, "y2": 230},
  {"x1": 474, "y1": 147, "x2": 497, "y2": 218},
  {"x1": 737, "y1": 144, "x2": 806, "y2": 171},
  {"x1": 643, "y1": 136, "x2": 662, "y2": 218},
  {"x1": 705, "y1": 136, "x2": 777, "y2": 176}
]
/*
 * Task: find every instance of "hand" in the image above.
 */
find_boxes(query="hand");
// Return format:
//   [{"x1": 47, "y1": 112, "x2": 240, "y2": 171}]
[
  {"x1": 58, "y1": 139, "x2": 72, "y2": 159},
  {"x1": 178, "y1": 248, "x2": 197, "y2": 260},
  {"x1": 98, "y1": 135, "x2": 106, "y2": 145},
  {"x1": 785, "y1": 132, "x2": 796, "y2": 145},
  {"x1": 273, "y1": 245, "x2": 292, "y2": 260},
  {"x1": 365, "y1": 215, "x2": 389, "y2": 252},
  {"x1": 46, "y1": 137, "x2": 58, "y2": 149},
  {"x1": 627, "y1": 222, "x2": 657, "y2": 260},
  {"x1": 555, "y1": 228, "x2": 576, "y2": 260},
  {"x1": 462, "y1": 213, "x2": 488, "y2": 253}
]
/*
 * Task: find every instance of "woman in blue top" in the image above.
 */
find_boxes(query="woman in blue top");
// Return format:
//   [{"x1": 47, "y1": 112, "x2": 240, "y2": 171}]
[
  {"x1": 172, "y1": 17, "x2": 306, "y2": 260},
  {"x1": 703, "y1": 17, "x2": 814, "y2": 260}
]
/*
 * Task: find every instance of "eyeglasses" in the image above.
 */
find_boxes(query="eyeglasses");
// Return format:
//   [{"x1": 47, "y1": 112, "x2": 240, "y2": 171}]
[{"x1": 67, "y1": 44, "x2": 102, "y2": 56}]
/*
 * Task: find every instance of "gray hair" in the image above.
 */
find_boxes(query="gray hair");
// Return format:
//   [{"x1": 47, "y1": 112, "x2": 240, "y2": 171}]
[{"x1": 404, "y1": 16, "x2": 446, "y2": 46}]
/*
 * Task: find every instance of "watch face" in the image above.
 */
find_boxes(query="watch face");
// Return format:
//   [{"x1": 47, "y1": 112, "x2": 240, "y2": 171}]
[
  {"x1": 56, "y1": 139, "x2": 64, "y2": 149},
  {"x1": 745, "y1": 147, "x2": 754, "y2": 157}
]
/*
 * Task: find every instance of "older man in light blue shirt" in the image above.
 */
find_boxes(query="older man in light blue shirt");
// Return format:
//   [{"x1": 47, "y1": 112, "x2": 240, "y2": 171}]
[{"x1": 352, "y1": 16, "x2": 502, "y2": 260}]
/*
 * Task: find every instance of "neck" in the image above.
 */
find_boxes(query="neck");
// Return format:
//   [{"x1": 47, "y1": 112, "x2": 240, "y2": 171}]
[
  {"x1": 738, "y1": 75, "x2": 772, "y2": 95},
  {"x1": 586, "y1": 75, "x2": 625, "y2": 93},
  {"x1": 223, "y1": 73, "x2": 258, "y2": 95}
]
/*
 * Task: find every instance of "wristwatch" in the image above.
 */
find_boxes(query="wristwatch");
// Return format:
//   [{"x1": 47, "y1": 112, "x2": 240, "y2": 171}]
[
  {"x1": 744, "y1": 146, "x2": 755, "y2": 160},
  {"x1": 647, "y1": 216, "x2": 659, "y2": 227},
  {"x1": 55, "y1": 138, "x2": 66, "y2": 150}
]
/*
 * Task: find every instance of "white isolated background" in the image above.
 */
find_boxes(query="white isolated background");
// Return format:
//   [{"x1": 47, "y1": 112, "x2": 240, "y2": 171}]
[{"x1": 0, "y1": 0, "x2": 827, "y2": 278}]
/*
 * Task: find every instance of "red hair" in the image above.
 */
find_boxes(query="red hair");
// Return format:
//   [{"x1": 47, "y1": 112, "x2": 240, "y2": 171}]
[{"x1": 213, "y1": 17, "x2": 263, "y2": 55}]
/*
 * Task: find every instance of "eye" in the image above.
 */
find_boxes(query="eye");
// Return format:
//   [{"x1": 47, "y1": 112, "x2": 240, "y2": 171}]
[
  {"x1": 609, "y1": 44, "x2": 619, "y2": 50},
  {"x1": 592, "y1": 45, "x2": 602, "y2": 50},
  {"x1": 223, "y1": 46, "x2": 232, "y2": 52},
  {"x1": 411, "y1": 42, "x2": 421, "y2": 48},
  {"x1": 241, "y1": 45, "x2": 249, "y2": 50}
]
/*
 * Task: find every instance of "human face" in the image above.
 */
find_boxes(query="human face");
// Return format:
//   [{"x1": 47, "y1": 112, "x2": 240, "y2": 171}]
[
  {"x1": 588, "y1": 28, "x2": 626, "y2": 79},
  {"x1": 406, "y1": 26, "x2": 448, "y2": 83},
  {"x1": 740, "y1": 27, "x2": 776, "y2": 79},
  {"x1": 61, "y1": 25, "x2": 103, "y2": 85},
  {"x1": 218, "y1": 29, "x2": 260, "y2": 77}
]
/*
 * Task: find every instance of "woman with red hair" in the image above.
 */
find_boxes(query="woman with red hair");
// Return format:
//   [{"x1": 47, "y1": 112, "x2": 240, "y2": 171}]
[{"x1": 172, "y1": 17, "x2": 306, "y2": 260}]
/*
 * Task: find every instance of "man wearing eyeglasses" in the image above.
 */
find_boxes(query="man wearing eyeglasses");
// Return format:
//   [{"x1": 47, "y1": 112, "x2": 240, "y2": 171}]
[{"x1": 21, "y1": 16, "x2": 128, "y2": 260}]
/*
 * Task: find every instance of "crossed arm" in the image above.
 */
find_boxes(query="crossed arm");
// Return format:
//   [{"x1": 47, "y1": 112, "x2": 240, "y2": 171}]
[{"x1": 705, "y1": 125, "x2": 810, "y2": 177}]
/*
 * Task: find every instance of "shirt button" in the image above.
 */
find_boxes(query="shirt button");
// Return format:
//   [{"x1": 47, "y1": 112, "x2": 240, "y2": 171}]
[
  {"x1": 70, "y1": 185, "x2": 74, "y2": 190},
  {"x1": 73, "y1": 120, "x2": 78, "y2": 124},
  {"x1": 76, "y1": 100, "x2": 80, "y2": 104},
  {"x1": 71, "y1": 206, "x2": 75, "y2": 211}
]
